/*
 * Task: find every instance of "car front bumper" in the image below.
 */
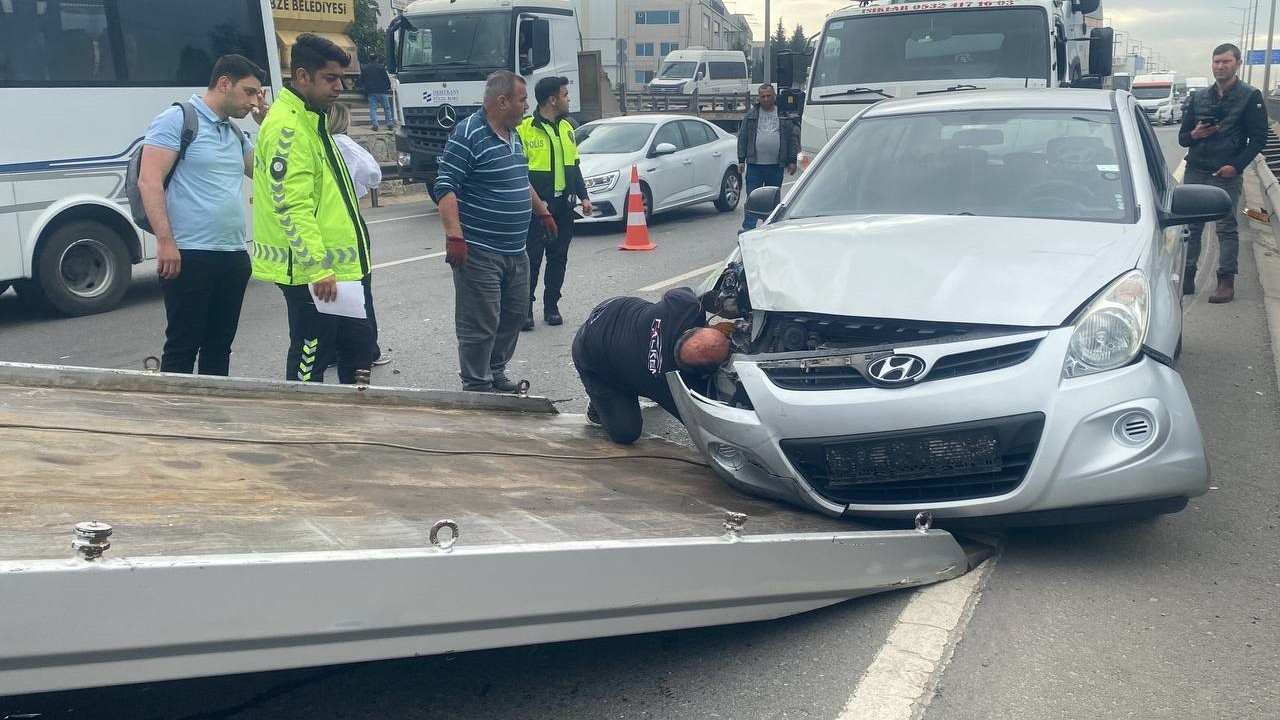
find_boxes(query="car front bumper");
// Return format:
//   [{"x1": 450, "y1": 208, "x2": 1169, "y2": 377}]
[
  {"x1": 669, "y1": 328, "x2": 1210, "y2": 520},
  {"x1": 576, "y1": 182, "x2": 631, "y2": 224}
]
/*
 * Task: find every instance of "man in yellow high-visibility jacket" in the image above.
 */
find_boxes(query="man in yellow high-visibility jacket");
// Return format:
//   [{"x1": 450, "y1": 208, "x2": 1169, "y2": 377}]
[
  {"x1": 517, "y1": 76, "x2": 592, "y2": 330},
  {"x1": 252, "y1": 34, "x2": 374, "y2": 384}
]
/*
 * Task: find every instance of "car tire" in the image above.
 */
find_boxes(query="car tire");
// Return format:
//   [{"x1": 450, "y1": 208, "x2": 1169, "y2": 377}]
[
  {"x1": 35, "y1": 220, "x2": 131, "y2": 316},
  {"x1": 713, "y1": 167, "x2": 742, "y2": 212},
  {"x1": 640, "y1": 183, "x2": 653, "y2": 223}
]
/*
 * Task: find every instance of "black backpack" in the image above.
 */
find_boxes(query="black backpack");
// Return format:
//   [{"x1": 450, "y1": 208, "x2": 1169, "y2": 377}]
[{"x1": 125, "y1": 102, "x2": 199, "y2": 234}]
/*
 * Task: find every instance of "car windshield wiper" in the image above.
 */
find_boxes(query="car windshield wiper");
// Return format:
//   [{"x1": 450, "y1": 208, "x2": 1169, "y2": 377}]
[
  {"x1": 819, "y1": 87, "x2": 893, "y2": 99},
  {"x1": 949, "y1": 211, "x2": 976, "y2": 216},
  {"x1": 917, "y1": 84, "x2": 987, "y2": 96}
]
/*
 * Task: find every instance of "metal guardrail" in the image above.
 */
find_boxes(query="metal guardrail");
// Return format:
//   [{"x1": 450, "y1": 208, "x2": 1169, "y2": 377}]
[{"x1": 621, "y1": 91, "x2": 752, "y2": 121}]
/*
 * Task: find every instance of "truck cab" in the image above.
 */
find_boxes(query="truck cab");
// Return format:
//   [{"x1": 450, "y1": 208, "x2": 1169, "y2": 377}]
[
  {"x1": 799, "y1": 0, "x2": 1110, "y2": 166},
  {"x1": 387, "y1": 0, "x2": 581, "y2": 188}
]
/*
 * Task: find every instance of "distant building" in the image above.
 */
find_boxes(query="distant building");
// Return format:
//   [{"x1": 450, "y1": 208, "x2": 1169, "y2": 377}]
[{"x1": 573, "y1": 0, "x2": 753, "y2": 90}]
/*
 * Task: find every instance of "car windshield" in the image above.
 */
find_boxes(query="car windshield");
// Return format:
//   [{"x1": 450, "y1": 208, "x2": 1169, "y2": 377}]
[
  {"x1": 658, "y1": 61, "x2": 698, "y2": 79},
  {"x1": 399, "y1": 12, "x2": 511, "y2": 70},
  {"x1": 576, "y1": 122, "x2": 655, "y2": 154},
  {"x1": 811, "y1": 8, "x2": 1050, "y2": 89},
  {"x1": 1131, "y1": 85, "x2": 1173, "y2": 100},
  {"x1": 787, "y1": 109, "x2": 1134, "y2": 223}
]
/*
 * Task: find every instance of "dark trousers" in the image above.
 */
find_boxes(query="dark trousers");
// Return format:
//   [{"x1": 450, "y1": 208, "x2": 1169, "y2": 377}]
[
  {"x1": 572, "y1": 328, "x2": 681, "y2": 446},
  {"x1": 278, "y1": 282, "x2": 376, "y2": 384},
  {"x1": 363, "y1": 273, "x2": 380, "y2": 357},
  {"x1": 1184, "y1": 168, "x2": 1244, "y2": 277},
  {"x1": 741, "y1": 164, "x2": 785, "y2": 231},
  {"x1": 527, "y1": 197, "x2": 576, "y2": 311},
  {"x1": 453, "y1": 245, "x2": 530, "y2": 390},
  {"x1": 159, "y1": 249, "x2": 251, "y2": 376}
]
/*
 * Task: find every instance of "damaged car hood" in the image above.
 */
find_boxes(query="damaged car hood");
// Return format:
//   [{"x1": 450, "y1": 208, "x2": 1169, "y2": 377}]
[{"x1": 738, "y1": 215, "x2": 1146, "y2": 326}]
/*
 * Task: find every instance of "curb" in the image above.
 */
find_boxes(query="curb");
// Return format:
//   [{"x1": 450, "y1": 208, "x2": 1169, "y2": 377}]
[{"x1": 1246, "y1": 159, "x2": 1280, "y2": 391}]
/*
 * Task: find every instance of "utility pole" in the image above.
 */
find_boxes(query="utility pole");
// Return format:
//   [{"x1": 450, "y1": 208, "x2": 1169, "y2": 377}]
[
  {"x1": 1249, "y1": 0, "x2": 1261, "y2": 82},
  {"x1": 763, "y1": 0, "x2": 771, "y2": 83},
  {"x1": 1265, "y1": 0, "x2": 1278, "y2": 96}
]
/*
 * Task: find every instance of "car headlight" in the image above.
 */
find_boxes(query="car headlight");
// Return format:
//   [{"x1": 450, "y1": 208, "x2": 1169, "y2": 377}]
[
  {"x1": 584, "y1": 171, "x2": 619, "y2": 192},
  {"x1": 1062, "y1": 270, "x2": 1150, "y2": 379}
]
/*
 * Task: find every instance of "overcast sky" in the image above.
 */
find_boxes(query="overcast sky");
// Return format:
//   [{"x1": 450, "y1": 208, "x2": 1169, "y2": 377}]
[{"x1": 725, "y1": 0, "x2": 1274, "y2": 82}]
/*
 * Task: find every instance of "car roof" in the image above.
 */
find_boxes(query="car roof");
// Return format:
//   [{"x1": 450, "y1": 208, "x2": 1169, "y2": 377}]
[
  {"x1": 862, "y1": 89, "x2": 1118, "y2": 118},
  {"x1": 584, "y1": 114, "x2": 701, "y2": 125}
]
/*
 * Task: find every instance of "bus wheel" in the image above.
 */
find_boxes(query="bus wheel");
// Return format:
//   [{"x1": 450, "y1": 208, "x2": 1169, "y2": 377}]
[{"x1": 36, "y1": 220, "x2": 132, "y2": 316}]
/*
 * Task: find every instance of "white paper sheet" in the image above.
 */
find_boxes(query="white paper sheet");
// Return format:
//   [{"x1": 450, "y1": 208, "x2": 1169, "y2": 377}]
[{"x1": 309, "y1": 280, "x2": 367, "y2": 319}]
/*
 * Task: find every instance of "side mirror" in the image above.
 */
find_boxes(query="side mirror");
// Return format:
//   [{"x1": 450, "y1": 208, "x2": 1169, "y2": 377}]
[
  {"x1": 745, "y1": 186, "x2": 782, "y2": 219},
  {"x1": 1088, "y1": 28, "x2": 1114, "y2": 77},
  {"x1": 652, "y1": 142, "x2": 678, "y2": 156},
  {"x1": 1160, "y1": 184, "x2": 1232, "y2": 228},
  {"x1": 1069, "y1": 75, "x2": 1103, "y2": 89},
  {"x1": 1075, "y1": 0, "x2": 1102, "y2": 14}
]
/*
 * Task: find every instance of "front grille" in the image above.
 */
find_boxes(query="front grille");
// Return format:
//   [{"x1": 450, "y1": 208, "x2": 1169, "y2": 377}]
[
  {"x1": 752, "y1": 313, "x2": 1022, "y2": 354},
  {"x1": 761, "y1": 338, "x2": 1041, "y2": 391},
  {"x1": 780, "y1": 413, "x2": 1044, "y2": 504},
  {"x1": 402, "y1": 105, "x2": 482, "y2": 158}
]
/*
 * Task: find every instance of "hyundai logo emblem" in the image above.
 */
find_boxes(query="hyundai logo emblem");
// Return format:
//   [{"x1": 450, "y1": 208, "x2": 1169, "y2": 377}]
[
  {"x1": 436, "y1": 104, "x2": 458, "y2": 129},
  {"x1": 866, "y1": 354, "x2": 927, "y2": 385}
]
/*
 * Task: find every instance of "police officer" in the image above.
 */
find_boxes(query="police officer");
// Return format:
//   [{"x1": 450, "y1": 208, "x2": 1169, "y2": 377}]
[
  {"x1": 518, "y1": 76, "x2": 592, "y2": 330},
  {"x1": 573, "y1": 288, "x2": 731, "y2": 446},
  {"x1": 1179, "y1": 42, "x2": 1269, "y2": 304}
]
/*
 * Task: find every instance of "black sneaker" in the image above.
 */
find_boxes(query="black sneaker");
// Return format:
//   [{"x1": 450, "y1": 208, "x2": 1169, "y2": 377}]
[
  {"x1": 586, "y1": 403, "x2": 602, "y2": 426},
  {"x1": 522, "y1": 310, "x2": 535, "y2": 332},
  {"x1": 544, "y1": 307, "x2": 563, "y2": 326},
  {"x1": 491, "y1": 376, "x2": 521, "y2": 393}
]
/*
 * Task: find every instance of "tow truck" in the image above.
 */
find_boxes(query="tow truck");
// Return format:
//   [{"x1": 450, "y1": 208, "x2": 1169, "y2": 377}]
[
  {"x1": 798, "y1": 0, "x2": 1114, "y2": 166},
  {"x1": 0, "y1": 362, "x2": 989, "y2": 697}
]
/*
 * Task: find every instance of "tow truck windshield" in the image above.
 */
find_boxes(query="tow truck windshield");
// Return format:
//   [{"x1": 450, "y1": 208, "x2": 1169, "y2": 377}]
[
  {"x1": 810, "y1": 8, "x2": 1051, "y2": 91},
  {"x1": 398, "y1": 12, "x2": 512, "y2": 76}
]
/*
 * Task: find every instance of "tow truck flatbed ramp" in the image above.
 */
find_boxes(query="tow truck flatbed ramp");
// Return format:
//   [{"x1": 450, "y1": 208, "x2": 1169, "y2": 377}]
[{"x1": 0, "y1": 363, "x2": 978, "y2": 697}]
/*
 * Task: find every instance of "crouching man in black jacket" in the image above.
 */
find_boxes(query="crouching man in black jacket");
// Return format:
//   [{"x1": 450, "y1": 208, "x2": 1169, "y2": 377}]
[
  {"x1": 1178, "y1": 42, "x2": 1269, "y2": 303},
  {"x1": 572, "y1": 287, "x2": 730, "y2": 445}
]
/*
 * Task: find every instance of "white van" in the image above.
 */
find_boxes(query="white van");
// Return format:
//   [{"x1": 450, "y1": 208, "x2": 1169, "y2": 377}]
[
  {"x1": 648, "y1": 48, "x2": 749, "y2": 95},
  {"x1": 1132, "y1": 73, "x2": 1188, "y2": 125}
]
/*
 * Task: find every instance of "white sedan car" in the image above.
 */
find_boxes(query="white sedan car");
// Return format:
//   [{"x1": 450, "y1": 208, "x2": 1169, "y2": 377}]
[
  {"x1": 677, "y1": 89, "x2": 1232, "y2": 525},
  {"x1": 574, "y1": 115, "x2": 742, "y2": 224}
]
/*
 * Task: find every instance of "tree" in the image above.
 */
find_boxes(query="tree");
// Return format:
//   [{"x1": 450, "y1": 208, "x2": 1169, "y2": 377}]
[
  {"x1": 788, "y1": 24, "x2": 808, "y2": 55},
  {"x1": 349, "y1": 0, "x2": 383, "y2": 63},
  {"x1": 772, "y1": 18, "x2": 788, "y2": 49}
]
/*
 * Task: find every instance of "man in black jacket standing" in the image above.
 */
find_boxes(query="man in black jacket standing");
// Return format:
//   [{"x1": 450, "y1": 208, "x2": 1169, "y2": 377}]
[
  {"x1": 1179, "y1": 43, "x2": 1269, "y2": 303},
  {"x1": 737, "y1": 84, "x2": 798, "y2": 233},
  {"x1": 360, "y1": 55, "x2": 394, "y2": 132}
]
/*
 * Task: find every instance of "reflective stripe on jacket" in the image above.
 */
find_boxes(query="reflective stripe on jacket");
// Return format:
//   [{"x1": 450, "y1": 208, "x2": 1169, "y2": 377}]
[
  {"x1": 252, "y1": 87, "x2": 371, "y2": 285},
  {"x1": 517, "y1": 112, "x2": 588, "y2": 201}
]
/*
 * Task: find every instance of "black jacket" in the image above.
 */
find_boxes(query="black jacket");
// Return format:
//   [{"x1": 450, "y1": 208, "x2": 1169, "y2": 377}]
[
  {"x1": 572, "y1": 288, "x2": 707, "y2": 409},
  {"x1": 360, "y1": 62, "x2": 392, "y2": 95},
  {"x1": 522, "y1": 111, "x2": 589, "y2": 203},
  {"x1": 1178, "y1": 78, "x2": 1269, "y2": 174},
  {"x1": 737, "y1": 103, "x2": 800, "y2": 166}
]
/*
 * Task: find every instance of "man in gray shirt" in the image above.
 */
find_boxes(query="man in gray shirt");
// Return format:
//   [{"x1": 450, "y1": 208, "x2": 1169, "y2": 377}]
[{"x1": 737, "y1": 84, "x2": 798, "y2": 233}]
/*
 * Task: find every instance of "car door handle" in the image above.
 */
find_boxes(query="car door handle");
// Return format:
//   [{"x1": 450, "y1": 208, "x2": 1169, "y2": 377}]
[
  {"x1": 712, "y1": 151, "x2": 722, "y2": 157},
  {"x1": 682, "y1": 159, "x2": 693, "y2": 165},
  {"x1": 644, "y1": 167, "x2": 657, "y2": 172}
]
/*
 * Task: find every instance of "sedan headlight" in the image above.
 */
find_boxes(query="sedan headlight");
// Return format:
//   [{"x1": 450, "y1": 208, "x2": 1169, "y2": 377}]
[
  {"x1": 584, "y1": 171, "x2": 620, "y2": 192},
  {"x1": 1062, "y1": 270, "x2": 1150, "y2": 379}
]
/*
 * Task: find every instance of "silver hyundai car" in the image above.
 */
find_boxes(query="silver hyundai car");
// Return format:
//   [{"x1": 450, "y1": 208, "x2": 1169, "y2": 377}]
[{"x1": 673, "y1": 90, "x2": 1232, "y2": 524}]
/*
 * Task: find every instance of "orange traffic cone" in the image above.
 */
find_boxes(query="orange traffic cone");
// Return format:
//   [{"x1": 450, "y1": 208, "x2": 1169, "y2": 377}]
[{"x1": 618, "y1": 164, "x2": 656, "y2": 251}]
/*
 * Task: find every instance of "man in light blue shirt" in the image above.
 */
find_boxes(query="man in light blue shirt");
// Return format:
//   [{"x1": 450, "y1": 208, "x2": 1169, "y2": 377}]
[{"x1": 139, "y1": 55, "x2": 270, "y2": 376}]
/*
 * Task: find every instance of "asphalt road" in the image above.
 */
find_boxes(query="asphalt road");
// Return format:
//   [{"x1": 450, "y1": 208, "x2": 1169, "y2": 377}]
[{"x1": 2, "y1": 128, "x2": 1278, "y2": 719}]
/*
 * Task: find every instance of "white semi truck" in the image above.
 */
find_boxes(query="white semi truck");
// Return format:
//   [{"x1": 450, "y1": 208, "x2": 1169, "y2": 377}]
[
  {"x1": 798, "y1": 0, "x2": 1113, "y2": 166},
  {"x1": 386, "y1": 0, "x2": 582, "y2": 188},
  {"x1": 0, "y1": 362, "x2": 988, "y2": 697}
]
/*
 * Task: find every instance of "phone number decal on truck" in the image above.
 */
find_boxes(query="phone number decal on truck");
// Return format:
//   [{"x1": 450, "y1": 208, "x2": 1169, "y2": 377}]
[{"x1": 859, "y1": 0, "x2": 1018, "y2": 13}]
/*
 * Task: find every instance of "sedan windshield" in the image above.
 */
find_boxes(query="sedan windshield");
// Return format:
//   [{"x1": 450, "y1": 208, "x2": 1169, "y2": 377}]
[
  {"x1": 787, "y1": 109, "x2": 1134, "y2": 223},
  {"x1": 1131, "y1": 85, "x2": 1173, "y2": 100},
  {"x1": 577, "y1": 122, "x2": 655, "y2": 154},
  {"x1": 658, "y1": 61, "x2": 698, "y2": 79}
]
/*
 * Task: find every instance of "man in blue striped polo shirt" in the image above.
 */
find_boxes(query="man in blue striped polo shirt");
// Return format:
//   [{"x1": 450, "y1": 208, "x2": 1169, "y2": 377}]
[{"x1": 434, "y1": 71, "x2": 557, "y2": 392}]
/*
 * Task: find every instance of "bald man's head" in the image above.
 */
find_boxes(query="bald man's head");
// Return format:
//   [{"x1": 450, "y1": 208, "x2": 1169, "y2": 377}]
[{"x1": 677, "y1": 328, "x2": 732, "y2": 371}]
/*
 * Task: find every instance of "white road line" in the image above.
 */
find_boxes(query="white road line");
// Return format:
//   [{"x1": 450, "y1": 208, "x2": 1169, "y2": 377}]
[
  {"x1": 836, "y1": 558, "x2": 995, "y2": 720},
  {"x1": 637, "y1": 262, "x2": 725, "y2": 292},
  {"x1": 1174, "y1": 159, "x2": 1186, "y2": 183},
  {"x1": 373, "y1": 251, "x2": 444, "y2": 270},
  {"x1": 366, "y1": 211, "x2": 436, "y2": 225}
]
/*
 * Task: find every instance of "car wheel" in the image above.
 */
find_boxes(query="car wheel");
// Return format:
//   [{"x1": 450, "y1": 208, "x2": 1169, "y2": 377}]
[
  {"x1": 713, "y1": 167, "x2": 742, "y2": 212},
  {"x1": 640, "y1": 183, "x2": 653, "y2": 223},
  {"x1": 35, "y1": 220, "x2": 131, "y2": 316}
]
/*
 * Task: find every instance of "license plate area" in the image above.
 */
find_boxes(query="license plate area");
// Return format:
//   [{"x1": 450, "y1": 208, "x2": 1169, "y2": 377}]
[{"x1": 824, "y1": 427, "x2": 1002, "y2": 485}]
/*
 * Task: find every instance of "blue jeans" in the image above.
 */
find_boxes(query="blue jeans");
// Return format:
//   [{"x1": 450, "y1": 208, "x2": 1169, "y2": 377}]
[
  {"x1": 742, "y1": 164, "x2": 785, "y2": 231},
  {"x1": 367, "y1": 93, "x2": 393, "y2": 129}
]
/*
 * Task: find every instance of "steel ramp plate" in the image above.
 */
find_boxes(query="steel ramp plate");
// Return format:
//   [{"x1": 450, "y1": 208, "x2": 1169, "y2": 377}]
[{"x1": 0, "y1": 363, "x2": 975, "y2": 696}]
